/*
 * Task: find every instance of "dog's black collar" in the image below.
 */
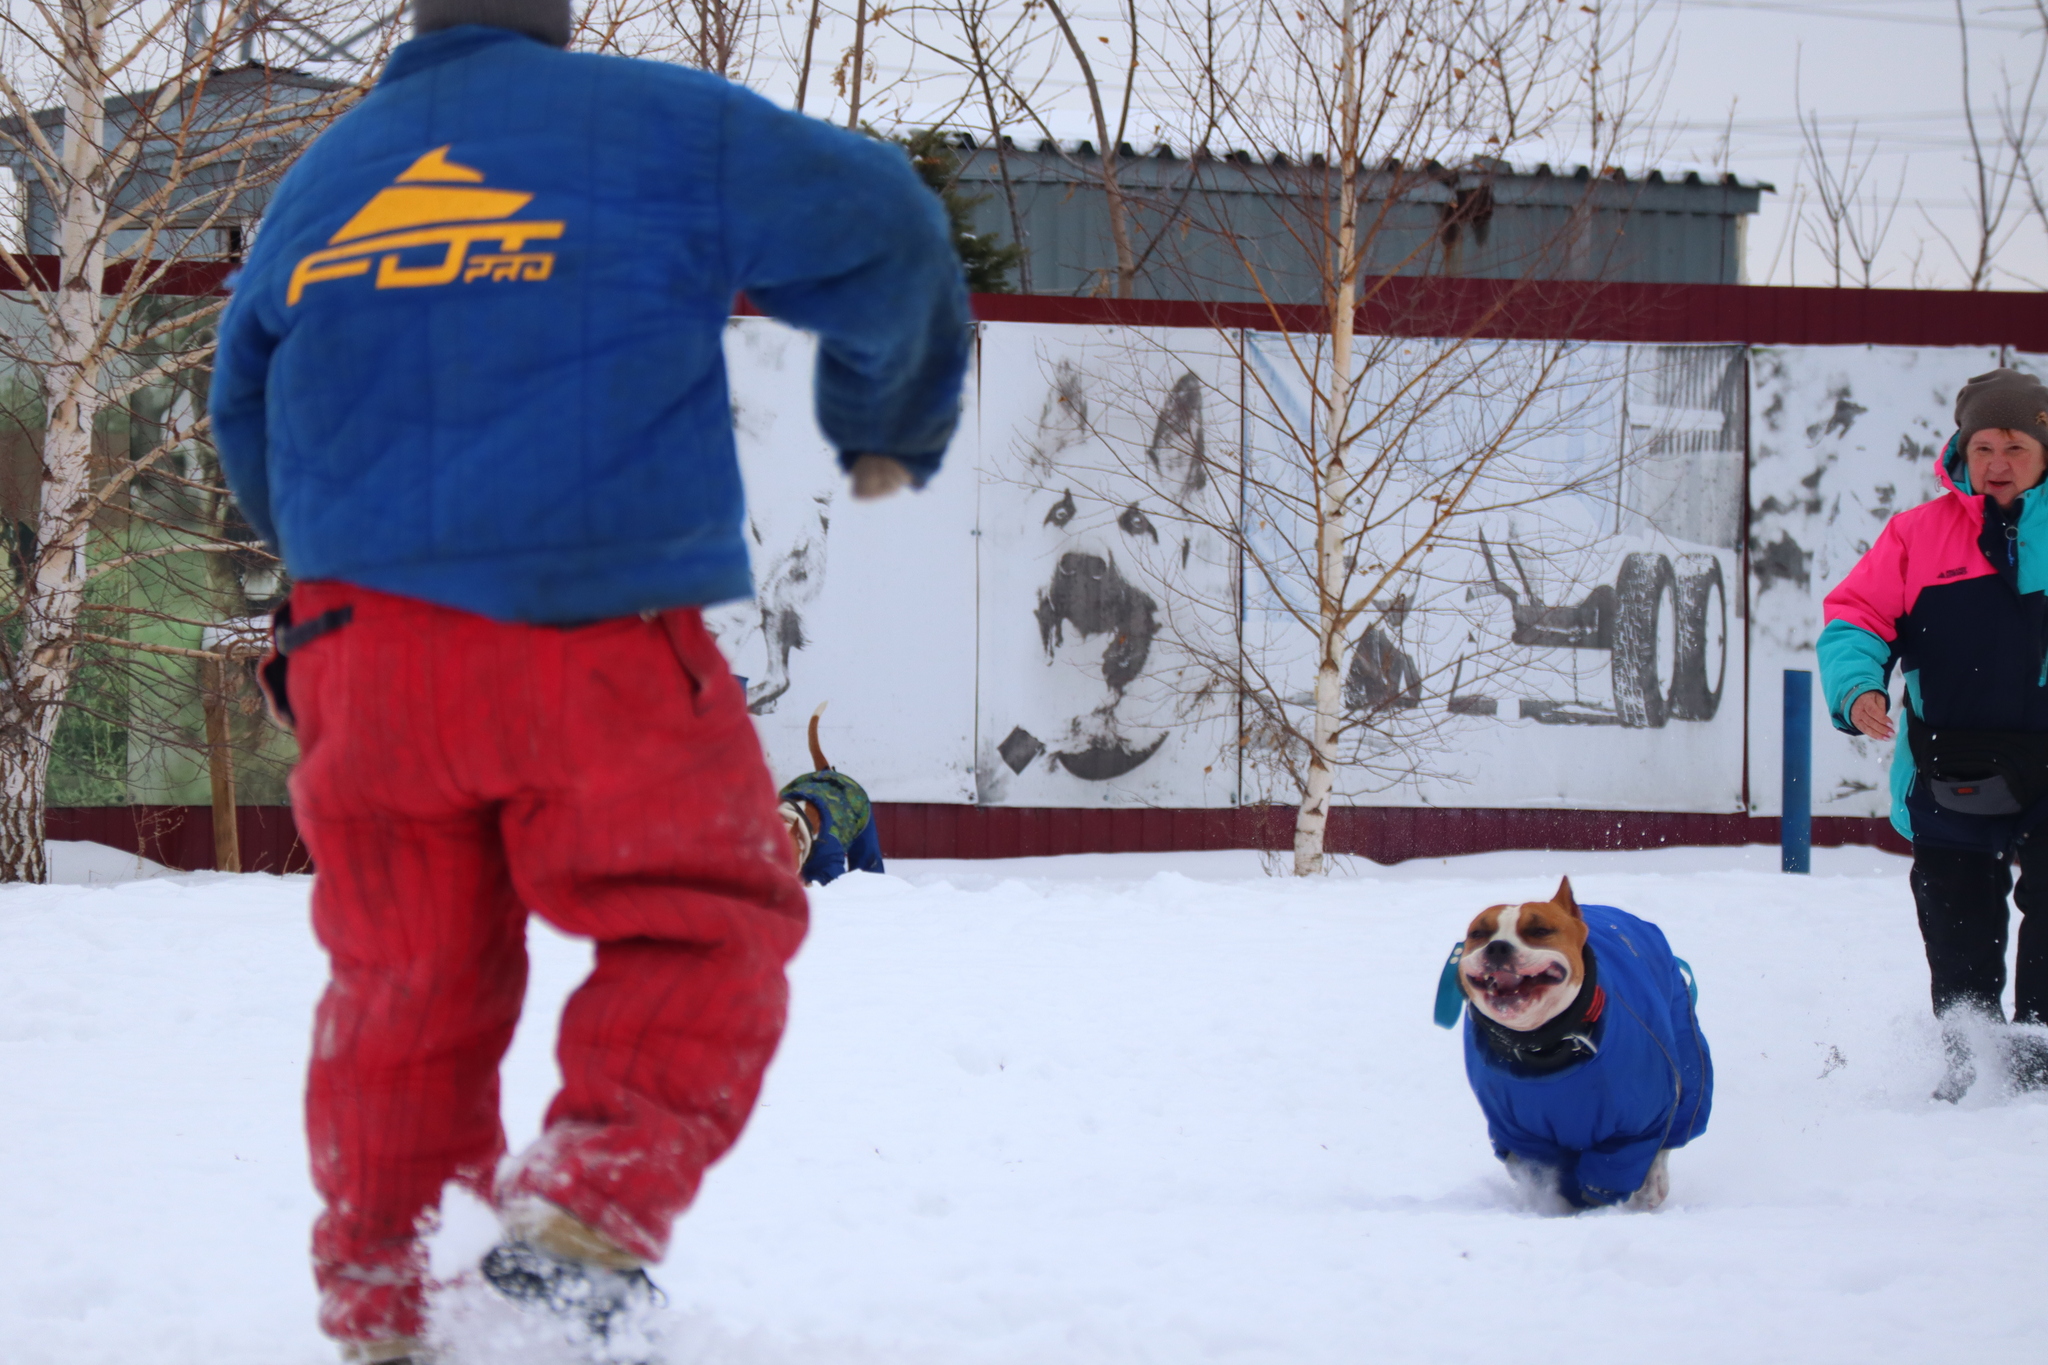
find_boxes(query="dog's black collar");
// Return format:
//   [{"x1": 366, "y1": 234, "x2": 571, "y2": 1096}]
[{"x1": 1472, "y1": 946, "x2": 1604, "y2": 1076}]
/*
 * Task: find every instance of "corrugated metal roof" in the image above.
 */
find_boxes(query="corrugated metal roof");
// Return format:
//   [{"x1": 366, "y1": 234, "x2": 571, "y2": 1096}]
[
  {"x1": 949, "y1": 135, "x2": 1774, "y2": 195},
  {"x1": 948, "y1": 140, "x2": 1771, "y2": 294}
]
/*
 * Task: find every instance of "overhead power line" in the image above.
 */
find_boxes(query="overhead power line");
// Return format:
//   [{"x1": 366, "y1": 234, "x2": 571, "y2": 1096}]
[{"x1": 1680, "y1": 0, "x2": 2040, "y2": 31}]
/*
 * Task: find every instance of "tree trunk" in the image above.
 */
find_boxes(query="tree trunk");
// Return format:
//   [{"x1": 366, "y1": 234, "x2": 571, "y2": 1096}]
[
  {"x1": 203, "y1": 657, "x2": 241, "y2": 873},
  {"x1": 0, "y1": 734, "x2": 53, "y2": 884},
  {"x1": 794, "y1": 0, "x2": 821, "y2": 113},
  {"x1": 1100, "y1": 149, "x2": 1136, "y2": 298},
  {"x1": 1294, "y1": 0, "x2": 1362, "y2": 877},
  {"x1": 1044, "y1": 0, "x2": 1138, "y2": 298},
  {"x1": 847, "y1": 0, "x2": 869, "y2": 129},
  {"x1": 0, "y1": 0, "x2": 112, "y2": 882}
]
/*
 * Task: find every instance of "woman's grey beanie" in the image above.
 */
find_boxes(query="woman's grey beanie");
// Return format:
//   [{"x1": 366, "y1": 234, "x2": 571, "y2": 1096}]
[
  {"x1": 1955, "y1": 367, "x2": 2048, "y2": 448},
  {"x1": 412, "y1": 0, "x2": 572, "y2": 47}
]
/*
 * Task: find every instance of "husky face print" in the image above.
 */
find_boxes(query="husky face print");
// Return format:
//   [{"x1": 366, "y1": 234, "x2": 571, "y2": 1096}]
[
  {"x1": 997, "y1": 368, "x2": 1212, "y2": 783},
  {"x1": 1005, "y1": 491, "x2": 1171, "y2": 780}
]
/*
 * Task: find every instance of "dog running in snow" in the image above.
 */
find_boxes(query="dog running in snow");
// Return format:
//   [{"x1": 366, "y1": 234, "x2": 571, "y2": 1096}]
[
  {"x1": 777, "y1": 704, "x2": 883, "y2": 885},
  {"x1": 1446, "y1": 877, "x2": 1713, "y2": 1210}
]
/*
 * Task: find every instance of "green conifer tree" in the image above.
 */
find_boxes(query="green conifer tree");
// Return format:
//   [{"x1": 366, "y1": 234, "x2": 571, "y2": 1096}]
[{"x1": 899, "y1": 129, "x2": 1026, "y2": 294}]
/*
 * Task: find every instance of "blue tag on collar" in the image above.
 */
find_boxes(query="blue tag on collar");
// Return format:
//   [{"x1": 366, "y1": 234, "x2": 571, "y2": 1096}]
[
  {"x1": 1433, "y1": 942, "x2": 1467, "y2": 1029},
  {"x1": 1673, "y1": 955, "x2": 1698, "y2": 1007}
]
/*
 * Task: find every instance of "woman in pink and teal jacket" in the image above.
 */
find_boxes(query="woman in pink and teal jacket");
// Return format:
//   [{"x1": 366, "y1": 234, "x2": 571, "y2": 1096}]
[{"x1": 1819, "y1": 367, "x2": 2048, "y2": 1099}]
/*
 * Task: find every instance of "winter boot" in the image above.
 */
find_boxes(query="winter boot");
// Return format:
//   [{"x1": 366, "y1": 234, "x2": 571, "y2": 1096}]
[
  {"x1": 481, "y1": 1199, "x2": 665, "y2": 1362},
  {"x1": 1934, "y1": 1024, "x2": 1977, "y2": 1103},
  {"x1": 338, "y1": 1339, "x2": 430, "y2": 1365}
]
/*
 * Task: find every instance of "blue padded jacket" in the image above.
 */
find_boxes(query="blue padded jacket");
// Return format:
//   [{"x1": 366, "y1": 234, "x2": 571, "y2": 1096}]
[
  {"x1": 1462, "y1": 905, "x2": 1713, "y2": 1206},
  {"x1": 212, "y1": 26, "x2": 970, "y2": 623}
]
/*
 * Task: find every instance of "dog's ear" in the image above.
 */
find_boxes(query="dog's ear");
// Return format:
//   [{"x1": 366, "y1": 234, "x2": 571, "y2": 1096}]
[{"x1": 1553, "y1": 876, "x2": 1580, "y2": 918}]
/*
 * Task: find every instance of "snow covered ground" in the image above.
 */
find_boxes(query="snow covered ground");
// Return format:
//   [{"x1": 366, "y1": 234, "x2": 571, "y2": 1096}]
[{"x1": 4, "y1": 841, "x2": 2046, "y2": 1365}]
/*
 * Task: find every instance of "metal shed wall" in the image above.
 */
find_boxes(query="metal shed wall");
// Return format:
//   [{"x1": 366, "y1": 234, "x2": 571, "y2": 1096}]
[{"x1": 954, "y1": 148, "x2": 1765, "y2": 298}]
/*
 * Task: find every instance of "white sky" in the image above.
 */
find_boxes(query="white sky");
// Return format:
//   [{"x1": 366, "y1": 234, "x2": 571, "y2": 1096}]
[
  {"x1": 11, "y1": 0, "x2": 2037, "y2": 291},
  {"x1": 1654, "y1": 0, "x2": 2048, "y2": 288},
  {"x1": 719, "y1": 0, "x2": 2048, "y2": 292}
]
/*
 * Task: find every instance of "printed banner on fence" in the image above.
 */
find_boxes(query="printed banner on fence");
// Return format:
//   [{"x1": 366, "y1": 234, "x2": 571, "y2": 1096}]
[
  {"x1": 972, "y1": 323, "x2": 1243, "y2": 808},
  {"x1": 1238, "y1": 334, "x2": 1746, "y2": 812},
  {"x1": 704, "y1": 317, "x2": 980, "y2": 801}
]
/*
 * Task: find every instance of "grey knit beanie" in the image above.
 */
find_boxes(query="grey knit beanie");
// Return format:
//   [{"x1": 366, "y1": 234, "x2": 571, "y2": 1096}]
[
  {"x1": 413, "y1": 0, "x2": 572, "y2": 47},
  {"x1": 1955, "y1": 367, "x2": 2048, "y2": 448}
]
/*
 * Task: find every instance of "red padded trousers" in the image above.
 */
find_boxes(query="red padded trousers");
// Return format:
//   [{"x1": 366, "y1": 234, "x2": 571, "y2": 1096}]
[{"x1": 286, "y1": 583, "x2": 808, "y2": 1344}]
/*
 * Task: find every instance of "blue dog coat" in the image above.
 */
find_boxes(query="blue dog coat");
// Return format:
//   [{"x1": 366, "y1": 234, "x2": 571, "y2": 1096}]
[
  {"x1": 1461, "y1": 904, "x2": 1713, "y2": 1206},
  {"x1": 780, "y1": 769, "x2": 882, "y2": 885}
]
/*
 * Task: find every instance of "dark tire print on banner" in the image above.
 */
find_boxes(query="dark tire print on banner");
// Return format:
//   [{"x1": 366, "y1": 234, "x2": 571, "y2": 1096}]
[
  {"x1": 1669, "y1": 553, "x2": 1727, "y2": 722},
  {"x1": 1611, "y1": 551, "x2": 1679, "y2": 729}
]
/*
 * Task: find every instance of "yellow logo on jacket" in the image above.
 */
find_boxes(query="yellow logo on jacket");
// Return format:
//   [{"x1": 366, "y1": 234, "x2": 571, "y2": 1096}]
[{"x1": 287, "y1": 147, "x2": 565, "y2": 306}]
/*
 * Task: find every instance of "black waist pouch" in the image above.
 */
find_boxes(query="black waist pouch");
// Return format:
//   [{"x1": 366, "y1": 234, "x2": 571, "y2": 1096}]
[{"x1": 1907, "y1": 714, "x2": 2048, "y2": 816}]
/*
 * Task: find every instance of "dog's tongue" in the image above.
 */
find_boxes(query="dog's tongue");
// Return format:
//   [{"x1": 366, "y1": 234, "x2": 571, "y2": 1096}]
[{"x1": 1485, "y1": 969, "x2": 1524, "y2": 990}]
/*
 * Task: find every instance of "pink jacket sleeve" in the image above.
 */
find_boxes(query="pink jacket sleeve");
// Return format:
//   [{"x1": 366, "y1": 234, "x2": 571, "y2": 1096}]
[{"x1": 1822, "y1": 517, "x2": 1910, "y2": 642}]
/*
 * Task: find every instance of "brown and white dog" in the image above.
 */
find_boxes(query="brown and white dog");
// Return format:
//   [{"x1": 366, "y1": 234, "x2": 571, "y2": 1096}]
[
  {"x1": 1460, "y1": 876, "x2": 1590, "y2": 1032},
  {"x1": 1452, "y1": 876, "x2": 1713, "y2": 1212},
  {"x1": 776, "y1": 706, "x2": 833, "y2": 870},
  {"x1": 775, "y1": 703, "x2": 884, "y2": 885}
]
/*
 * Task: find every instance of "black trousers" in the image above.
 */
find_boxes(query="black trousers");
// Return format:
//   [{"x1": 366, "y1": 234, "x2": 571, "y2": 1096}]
[{"x1": 1909, "y1": 841, "x2": 2048, "y2": 1024}]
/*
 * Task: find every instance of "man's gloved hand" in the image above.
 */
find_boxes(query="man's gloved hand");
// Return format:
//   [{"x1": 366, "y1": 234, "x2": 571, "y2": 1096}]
[{"x1": 849, "y1": 454, "x2": 913, "y2": 501}]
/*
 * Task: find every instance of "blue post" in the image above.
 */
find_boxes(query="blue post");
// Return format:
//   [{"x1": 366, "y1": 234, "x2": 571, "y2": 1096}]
[{"x1": 1782, "y1": 669, "x2": 1813, "y2": 874}]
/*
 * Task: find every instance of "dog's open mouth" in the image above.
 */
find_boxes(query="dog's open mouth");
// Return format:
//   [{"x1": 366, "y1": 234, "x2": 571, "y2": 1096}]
[{"x1": 1467, "y1": 961, "x2": 1568, "y2": 1010}]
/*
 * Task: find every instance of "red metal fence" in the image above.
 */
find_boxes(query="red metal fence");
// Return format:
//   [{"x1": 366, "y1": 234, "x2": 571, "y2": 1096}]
[
  {"x1": 875, "y1": 804, "x2": 1909, "y2": 860},
  {"x1": 48, "y1": 805, "x2": 312, "y2": 875},
  {"x1": 45, "y1": 802, "x2": 1905, "y2": 874},
  {"x1": 18, "y1": 253, "x2": 2042, "y2": 347},
  {"x1": 966, "y1": 279, "x2": 2048, "y2": 349}
]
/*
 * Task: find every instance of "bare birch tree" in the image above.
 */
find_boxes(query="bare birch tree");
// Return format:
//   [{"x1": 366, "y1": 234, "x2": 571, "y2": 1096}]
[
  {"x1": 886, "y1": 0, "x2": 1252, "y2": 299},
  {"x1": 1793, "y1": 56, "x2": 1905, "y2": 289},
  {"x1": 0, "y1": 0, "x2": 382, "y2": 880},
  {"x1": 2000, "y1": 0, "x2": 2048, "y2": 284},
  {"x1": 1015, "y1": 0, "x2": 1679, "y2": 874},
  {"x1": 1199, "y1": 0, "x2": 1672, "y2": 873},
  {"x1": 884, "y1": 0, "x2": 1060, "y2": 291},
  {"x1": 1932, "y1": 0, "x2": 2039, "y2": 289}
]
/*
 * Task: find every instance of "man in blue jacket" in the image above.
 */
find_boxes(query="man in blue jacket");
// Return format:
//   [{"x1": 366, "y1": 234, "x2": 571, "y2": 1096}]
[{"x1": 209, "y1": 1, "x2": 969, "y2": 1359}]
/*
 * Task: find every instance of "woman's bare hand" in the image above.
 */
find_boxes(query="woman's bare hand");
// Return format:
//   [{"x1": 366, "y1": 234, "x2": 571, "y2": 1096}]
[{"x1": 1851, "y1": 690, "x2": 1895, "y2": 740}]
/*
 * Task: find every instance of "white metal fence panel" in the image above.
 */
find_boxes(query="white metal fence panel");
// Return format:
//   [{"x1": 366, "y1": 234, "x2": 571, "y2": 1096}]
[
  {"x1": 706, "y1": 317, "x2": 980, "y2": 800},
  {"x1": 971, "y1": 323, "x2": 1243, "y2": 808},
  {"x1": 1746, "y1": 344, "x2": 1994, "y2": 819}
]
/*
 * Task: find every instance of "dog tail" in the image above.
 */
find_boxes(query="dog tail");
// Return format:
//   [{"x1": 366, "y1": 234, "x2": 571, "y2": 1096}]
[{"x1": 808, "y1": 701, "x2": 830, "y2": 771}]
